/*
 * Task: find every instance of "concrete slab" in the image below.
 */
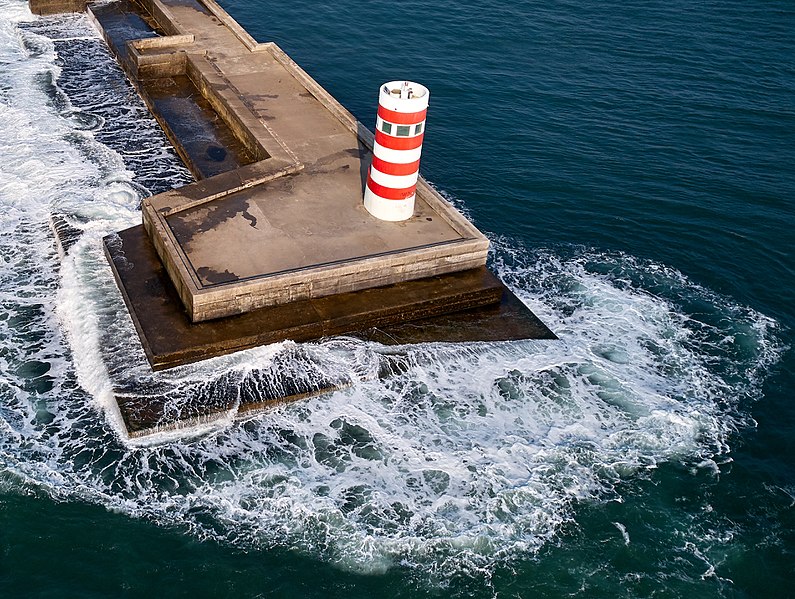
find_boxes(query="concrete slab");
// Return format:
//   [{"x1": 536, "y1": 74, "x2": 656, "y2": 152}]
[
  {"x1": 105, "y1": 225, "x2": 556, "y2": 372},
  {"x1": 162, "y1": 172, "x2": 466, "y2": 282},
  {"x1": 29, "y1": 0, "x2": 86, "y2": 16},
  {"x1": 143, "y1": 174, "x2": 490, "y2": 321},
  {"x1": 116, "y1": 359, "x2": 353, "y2": 438}
]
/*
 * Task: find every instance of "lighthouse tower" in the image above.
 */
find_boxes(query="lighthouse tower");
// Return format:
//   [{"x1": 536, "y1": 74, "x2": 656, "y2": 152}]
[{"x1": 364, "y1": 81, "x2": 429, "y2": 221}]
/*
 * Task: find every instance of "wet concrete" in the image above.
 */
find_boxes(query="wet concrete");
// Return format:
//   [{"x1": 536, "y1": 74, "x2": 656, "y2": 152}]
[
  {"x1": 116, "y1": 349, "x2": 353, "y2": 437},
  {"x1": 143, "y1": 75, "x2": 254, "y2": 178},
  {"x1": 48, "y1": 213, "x2": 86, "y2": 257},
  {"x1": 90, "y1": 0, "x2": 254, "y2": 179},
  {"x1": 89, "y1": 0, "x2": 160, "y2": 62}
]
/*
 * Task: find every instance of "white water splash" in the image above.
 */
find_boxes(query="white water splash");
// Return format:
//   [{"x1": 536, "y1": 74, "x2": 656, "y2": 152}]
[{"x1": 0, "y1": 1, "x2": 786, "y2": 585}]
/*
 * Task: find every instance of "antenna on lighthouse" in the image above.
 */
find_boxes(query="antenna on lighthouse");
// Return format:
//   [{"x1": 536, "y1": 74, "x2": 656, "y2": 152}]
[{"x1": 364, "y1": 80, "x2": 429, "y2": 221}]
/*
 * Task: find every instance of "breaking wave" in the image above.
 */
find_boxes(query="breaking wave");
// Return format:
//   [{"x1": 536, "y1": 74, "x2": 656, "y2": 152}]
[{"x1": 0, "y1": 1, "x2": 785, "y2": 588}]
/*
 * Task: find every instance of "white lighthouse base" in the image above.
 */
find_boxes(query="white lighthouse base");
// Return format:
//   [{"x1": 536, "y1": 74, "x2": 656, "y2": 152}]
[{"x1": 364, "y1": 191, "x2": 415, "y2": 222}]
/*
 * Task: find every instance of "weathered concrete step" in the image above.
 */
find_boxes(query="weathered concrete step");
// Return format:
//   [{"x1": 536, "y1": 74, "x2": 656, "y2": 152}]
[
  {"x1": 48, "y1": 213, "x2": 86, "y2": 257},
  {"x1": 116, "y1": 347, "x2": 354, "y2": 437},
  {"x1": 29, "y1": 0, "x2": 86, "y2": 16},
  {"x1": 105, "y1": 224, "x2": 555, "y2": 372}
]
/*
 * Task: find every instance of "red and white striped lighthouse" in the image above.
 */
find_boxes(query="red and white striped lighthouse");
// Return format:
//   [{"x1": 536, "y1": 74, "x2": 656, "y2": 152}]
[{"x1": 364, "y1": 81, "x2": 429, "y2": 221}]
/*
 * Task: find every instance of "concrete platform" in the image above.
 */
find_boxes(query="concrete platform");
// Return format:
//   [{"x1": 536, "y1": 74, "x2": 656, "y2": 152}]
[
  {"x1": 105, "y1": 224, "x2": 554, "y2": 371},
  {"x1": 143, "y1": 163, "x2": 488, "y2": 322},
  {"x1": 106, "y1": 226, "x2": 553, "y2": 436}
]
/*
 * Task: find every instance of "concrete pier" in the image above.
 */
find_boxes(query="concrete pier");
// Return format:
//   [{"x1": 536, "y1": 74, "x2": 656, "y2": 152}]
[
  {"x1": 31, "y1": 0, "x2": 556, "y2": 435},
  {"x1": 117, "y1": 0, "x2": 490, "y2": 322}
]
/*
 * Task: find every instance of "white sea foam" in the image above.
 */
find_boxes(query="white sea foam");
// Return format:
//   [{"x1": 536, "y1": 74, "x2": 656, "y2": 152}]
[{"x1": 0, "y1": 1, "x2": 787, "y2": 586}]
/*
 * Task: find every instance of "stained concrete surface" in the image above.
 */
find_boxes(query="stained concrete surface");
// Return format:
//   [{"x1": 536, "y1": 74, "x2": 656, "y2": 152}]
[
  {"x1": 165, "y1": 169, "x2": 466, "y2": 287},
  {"x1": 145, "y1": 75, "x2": 255, "y2": 178}
]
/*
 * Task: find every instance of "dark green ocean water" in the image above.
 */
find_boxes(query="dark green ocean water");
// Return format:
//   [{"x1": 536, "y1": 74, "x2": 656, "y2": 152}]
[{"x1": 0, "y1": 0, "x2": 793, "y2": 596}]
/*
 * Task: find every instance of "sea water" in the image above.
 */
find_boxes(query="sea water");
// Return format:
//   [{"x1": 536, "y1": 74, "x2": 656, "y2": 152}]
[{"x1": 0, "y1": 0, "x2": 792, "y2": 596}]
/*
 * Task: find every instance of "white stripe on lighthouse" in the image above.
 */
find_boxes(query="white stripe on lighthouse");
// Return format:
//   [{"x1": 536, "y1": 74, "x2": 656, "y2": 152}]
[
  {"x1": 368, "y1": 168, "x2": 420, "y2": 189},
  {"x1": 371, "y1": 142, "x2": 423, "y2": 165}
]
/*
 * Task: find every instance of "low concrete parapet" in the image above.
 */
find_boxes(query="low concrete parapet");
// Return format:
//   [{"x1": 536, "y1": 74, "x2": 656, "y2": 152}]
[
  {"x1": 127, "y1": 35, "x2": 195, "y2": 79},
  {"x1": 29, "y1": 0, "x2": 86, "y2": 15}
]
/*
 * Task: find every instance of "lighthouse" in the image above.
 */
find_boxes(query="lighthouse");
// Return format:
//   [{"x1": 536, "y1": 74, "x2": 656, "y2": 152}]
[{"x1": 364, "y1": 81, "x2": 429, "y2": 221}]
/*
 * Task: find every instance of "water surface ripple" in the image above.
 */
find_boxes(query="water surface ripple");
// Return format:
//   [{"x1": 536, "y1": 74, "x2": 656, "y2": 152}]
[{"x1": 0, "y1": 0, "x2": 792, "y2": 597}]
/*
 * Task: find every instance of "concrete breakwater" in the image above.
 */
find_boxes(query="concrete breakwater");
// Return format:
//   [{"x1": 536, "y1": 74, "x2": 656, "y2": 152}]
[{"x1": 31, "y1": 0, "x2": 554, "y2": 437}]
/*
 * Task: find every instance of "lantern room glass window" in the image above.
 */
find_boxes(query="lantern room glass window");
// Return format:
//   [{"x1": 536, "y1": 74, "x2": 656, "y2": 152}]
[
  {"x1": 396, "y1": 125, "x2": 411, "y2": 136},
  {"x1": 381, "y1": 122, "x2": 393, "y2": 134},
  {"x1": 414, "y1": 123, "x2": 423, "y2": 135}
]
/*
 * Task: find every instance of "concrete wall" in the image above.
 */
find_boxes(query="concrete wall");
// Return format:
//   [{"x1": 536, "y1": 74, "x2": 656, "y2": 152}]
[{"x1": 29, "y1": 0, "x2": 86, "y2": 16}]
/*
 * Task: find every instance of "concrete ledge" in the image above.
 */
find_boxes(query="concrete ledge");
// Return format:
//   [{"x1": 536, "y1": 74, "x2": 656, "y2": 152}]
[
  {"x1": 104, "y1": 225, "x2": 553, "y2": 371},
  {"x1": 29, "y1": 0, "x2": 86, "y2": 15},
  {"x1": 140, "y1": 0, "x2": 185, "y2": 37},
  {"x1": 126, "y1": 33, "x2": 196, "y2": 79},
  {"x1": 145, "y1": 159, "x2": 304, "y2": 217},
  {"x1": 132, "y1": 33, "x2": 193, "y2": 49},
  {"x1": 185, "y1": 54, "x2": 299, "y2": 164},
  {"x1": 199, "y1": 0, "x2": 265, "y2": 52},
  {"x1": 127, "y1": 44, "x2": 190, "y2": 79}
]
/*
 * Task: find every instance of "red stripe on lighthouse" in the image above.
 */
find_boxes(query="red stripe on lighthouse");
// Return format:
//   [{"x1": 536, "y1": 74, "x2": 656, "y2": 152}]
[
  {"x1": 374, "y1": 130, "x2": 424, "y2": 151},
  {"x1": 377, "y1": 105, "x2": 427, "y2": 125},
  {"x1": 366, "y1": 178, "x2": 417, "y2": 200},
  {"x1": 371, "y1": 156, "x2": 421, "y2": 176}
]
